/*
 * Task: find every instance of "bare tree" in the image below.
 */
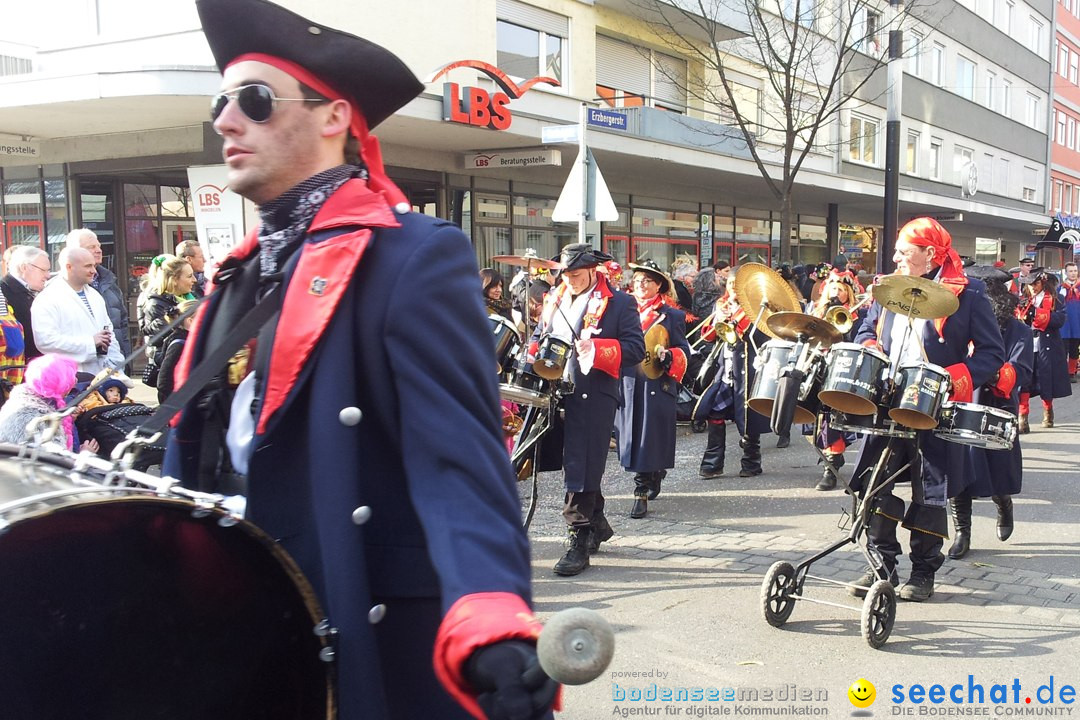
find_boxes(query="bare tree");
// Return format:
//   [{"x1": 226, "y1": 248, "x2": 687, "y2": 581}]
[{"x1": 625, "y1": 0, "x2": 921, "y2": 262}]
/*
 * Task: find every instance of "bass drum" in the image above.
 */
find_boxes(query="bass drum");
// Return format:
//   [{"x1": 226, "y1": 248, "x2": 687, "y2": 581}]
[{"x1": 0, "y1": 444, "x2": 333, "y2": 720}]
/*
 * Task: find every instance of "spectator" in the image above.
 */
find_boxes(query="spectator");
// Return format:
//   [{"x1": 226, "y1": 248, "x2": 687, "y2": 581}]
[
  {"x1": 66, "y1": 229, "x2": 131, "y2": 359},
  {"x1": 32, "y1": 247, "x2": 123, "y2": 374},
  {"x1": 0, "y1": 353, "x2": 97, "y2": 453},
  {"x1": 177, "y1": 239, "x2": 208, "y2": 297},
  {"x1": 156, "y1": 299, "x2": 198, "y2": 403},
  {"x1": 1, "y1": 245, "x2": 51, "y2": 360},
  {"x1": 139, "y1": 254, "x2": 196, "y2": 387}
]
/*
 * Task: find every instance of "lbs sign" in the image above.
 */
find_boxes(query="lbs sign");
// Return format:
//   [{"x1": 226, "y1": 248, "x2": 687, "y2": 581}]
[{"x1": 430, "y1": 59, "x2": 559, "y2": 131}]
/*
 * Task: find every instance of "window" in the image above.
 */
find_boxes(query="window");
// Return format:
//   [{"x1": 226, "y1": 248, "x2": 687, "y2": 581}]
[
  {"x1": 496, "y1": 0, "x2": 568, "y2": 89},
  {"x1": 1058, "y1": 111, "x2": 1068, "y2": 145},
  {"x1": 985, "y1": 70, "x2": 996, "y2": 108},
  {"x1": 1026, "y1": 93, "x2": 1041, "y2": 130},
  {"x1": 1067, "y1": 183, "x2": 1074, "y2": 215},
  {"x1": 596, "y1": 35, "x2": 687, "y2": 112},
  {"x1": 1005, "y1": 1, "x2": 1015, "y2": 34},
  {"x1": 906, "y1": 31, "x2": 923, "y2": 76},
  {"x1": 858, "y1": 9, "x2": 880, "y2": 53},
  {"x1": 1060, "y1": 43, "x2": 1069, "y2": 78},
  {"x1": 1022, "y1": 166, "x2": 1038, "y2": 202},
  {"x1": 954, "y1": 145, "x2": 974, "y2": 186},
  {"x1": 906, "y1": 130, "x2": 920, "y2": 174},
  {"x1": 956, "y1": 56, "x2": 976, "y2": 100},
  {"x1": 0, "y1": 54, "x2": 32, "y2": 77},
  {"x1": 1069, "y1": 117, "x2": 1077, "y2": 150},
  {"x1": 980, "y1": 152, "x2": 993, "y2": 194},
  {"x1": 1029, "y1": 16, "x2": 1044, "y2": 55},
  {"x1": 1055, "y1": 180, "x2": 1063, "y2": 212},
  {"x1": 849, "y1": 114, "x2": 879, "y2": 164},
  {"x1": 1002, "y1": 79, "x2": 1012, "y2": 117},
  {"x1": 781, "y1": 0, "x2": 816, "y2": 27},
  {"x1": 930, "y1": 137, "x2": 943, "y2": 180},
  {"x1": 930, "y1": 43, "x2": 945, "y2": 86},
  {"x1": 1071, "y1": 52, "x2": 1078, "y2": 84},
  {"x1": 995, "y1": 157, "x2": 1010, "y2": 195}
]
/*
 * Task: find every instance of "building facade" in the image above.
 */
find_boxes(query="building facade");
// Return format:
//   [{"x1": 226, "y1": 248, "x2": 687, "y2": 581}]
[{"x1": 0, "y1": 0, "x2": 1056, "y2": 323}]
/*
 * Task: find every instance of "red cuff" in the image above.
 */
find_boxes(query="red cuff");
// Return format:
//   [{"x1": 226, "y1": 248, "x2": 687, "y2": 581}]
[
  {"x1": 992, "y1": 362, "x2": 1017, "y2": 398},
  {"x1": 666, "y1": 347, "x2": 688, "y2": 382},
  {"x1": 1033, "y1": 308, "x2": 1050, "y2": 331},
  {"x1": 861, "y1": 339, "x2": 880, "y2": 350},
  {"x1": 945, "y1": 363, "x2": 973, "y2": 403},
  {"x1": 433, "y1": 592, "x2": 553, "y2": 719},
  {"x1": 591, "y1": 338, "x2": 622, "y2": 377},
  {"x1": 732, "y1": 308, "x2": 750, "y2": 337},
  {"x1": 701, "y1": 324, "x2": 717, "y2": 343}
]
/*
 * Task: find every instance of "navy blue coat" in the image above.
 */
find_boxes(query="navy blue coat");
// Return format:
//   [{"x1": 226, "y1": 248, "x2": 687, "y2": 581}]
[
  {"x1": 962, "y1": 319, "x2": 1032, "y2": 498},
  {"x1": 532, "y1": 278, "x2": 644, "y2": 492},
  {"x1": 1030, "y1": 295, "x2": 1072, "y2": 400},
  {"x1": 165, "y1": 183, "x2": 533, "y2": 720},
  {"x1": 1059, "y1": 283, "x2": 1080, "y2": 340},
  {"x1": 850, "y1": 277, "x2": 1005, "y2": 506},
  {"x1": 615, "y1": 306, "x2": 689, "y2": 473},
  {"x1": 691, "y1": 329, "x2": 772, "y2": 437}
]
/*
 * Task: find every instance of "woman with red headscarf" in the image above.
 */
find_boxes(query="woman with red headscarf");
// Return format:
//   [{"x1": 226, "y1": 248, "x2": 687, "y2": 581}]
[{"x1": 844, "y1": 217, "x2": 1005, "y2": 603}]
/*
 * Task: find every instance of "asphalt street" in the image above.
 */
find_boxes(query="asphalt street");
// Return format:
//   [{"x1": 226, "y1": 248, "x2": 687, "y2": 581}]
[{"x1": 522, "y1": 394, "x2": 1080, "y2": 718}]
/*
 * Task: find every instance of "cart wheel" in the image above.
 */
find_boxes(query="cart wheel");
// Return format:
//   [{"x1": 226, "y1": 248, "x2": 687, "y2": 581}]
[
  {"x1": 537, "y1": 608, "x2": 616, "y2": 685},
  {"x1": 760, "y1": 561, "x2": 797, "y2": 628},
  {"x1": 860, "y1": 579, "x2": 897, "y2": 649}
]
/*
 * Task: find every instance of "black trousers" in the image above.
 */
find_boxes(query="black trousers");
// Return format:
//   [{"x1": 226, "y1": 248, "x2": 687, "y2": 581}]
[{"x1": 563, "y1": 490, "x2": 605, "y2": 529}]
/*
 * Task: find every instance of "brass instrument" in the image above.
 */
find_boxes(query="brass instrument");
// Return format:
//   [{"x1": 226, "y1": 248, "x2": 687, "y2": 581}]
[
  {"x1": 823, "y1": 304, "x2": 855, "y2": 333},
  {"x1": 711, "y1": 319, "x2": 740, "y2": 346}
]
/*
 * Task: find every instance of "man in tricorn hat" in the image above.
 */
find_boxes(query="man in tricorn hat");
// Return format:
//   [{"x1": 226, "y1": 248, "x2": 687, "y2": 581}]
[
  {"x1": 614, "y1": 259, "x2": 689, "y2": 519},
  {"x1": 531, "y1": 243, "x2": 644, "y2": 575},
  {"x1": 165, "y1": 2, "x2": 556, "y2": 718}
]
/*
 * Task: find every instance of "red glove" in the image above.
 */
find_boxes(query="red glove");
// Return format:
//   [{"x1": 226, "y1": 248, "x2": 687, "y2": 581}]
[
  {"x1": 945, "y1": 363, "x2": 973, "y2": 403},
  {"x1": 991, "y1": 362, "x2": 1017, "y2": 398}
]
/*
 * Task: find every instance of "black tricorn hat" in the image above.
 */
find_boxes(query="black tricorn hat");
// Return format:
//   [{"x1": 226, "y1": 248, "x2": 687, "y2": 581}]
[
  {"x1": 627, "y1": 258, "x2": 674, "y2": 296},
  {"x1": 964, "y1": 264, "x2": 1012, "y2": 284},
  {"x1": 560, "y1": 243, "x2": 613, "y2": 271},
  {"x1": 196, "y1": 0, "x2": 424, "y2": 130}
]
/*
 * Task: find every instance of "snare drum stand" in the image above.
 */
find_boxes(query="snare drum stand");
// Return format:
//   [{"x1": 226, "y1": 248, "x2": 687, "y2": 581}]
[{"x1": 759, "y1": 435, "x2": 912, "y2": 648}]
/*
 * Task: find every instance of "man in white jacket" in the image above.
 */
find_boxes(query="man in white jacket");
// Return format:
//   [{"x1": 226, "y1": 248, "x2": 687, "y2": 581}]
[{"x1": 32, "y1": 246, "x2": 124, "y2": 374}]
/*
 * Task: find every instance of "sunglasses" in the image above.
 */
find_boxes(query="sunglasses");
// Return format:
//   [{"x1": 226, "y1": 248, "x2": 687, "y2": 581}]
[{"x1": 210, "y1": 83, "x2": 325, "y2": 124}]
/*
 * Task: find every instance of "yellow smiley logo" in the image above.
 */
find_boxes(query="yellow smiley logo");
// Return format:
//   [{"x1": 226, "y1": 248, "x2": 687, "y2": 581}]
[{"x1": 848, "y1": 678, "x2": 876, "y2": 708}]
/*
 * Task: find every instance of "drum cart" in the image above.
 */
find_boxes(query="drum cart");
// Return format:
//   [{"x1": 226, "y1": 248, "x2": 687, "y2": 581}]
[{"x1": 760, "y1": 433, "x2": 915, "y2": 648}]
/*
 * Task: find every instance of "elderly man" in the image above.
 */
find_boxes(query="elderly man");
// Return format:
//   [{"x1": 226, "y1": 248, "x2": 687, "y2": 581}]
[
  {"x1": 164, "y1": 1, "x2": 557, "y2": 718},
  {"x1": 848, "y1": 217, "x2": 1004, "y2": 602},
  {"x1": 66, "y1": 228, "x2": 131, "y2": 358},
  {"x1": 31, "y1": 246, "x2": 123, "y2": 374},
  {"x1": 176, "y1": 239, "x2": 207, "y2": 297},
  {"x1": 1, "y1": 245, "x2": 51, "y2": 360}
]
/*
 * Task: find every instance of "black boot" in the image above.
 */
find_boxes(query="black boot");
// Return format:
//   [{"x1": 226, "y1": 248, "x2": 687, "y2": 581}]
[
  {"x1": 647, "y1": 471, "x2": 665, "y2": 500},
  {"x1": 992, "y1": 495, "x2": 1014, "y2": 541},
  {"x1": 739, "y1": 434, "x2": 762, "y2": 477},
  {"x1": 815, "y1": 453, "x2": 844, "y2": 491},
  {"x1": 899, "y1": 571, "x2": 935, "y2": 602},
  {"x1": 589, "y1": 513, "x2": 614, "y2": 553},
  {"x1": 699, "y1": 423, "x2": 726, "y2": 478},
  {"x1": 776, "y1": 432, "x2": 790, "y2": 449},
  {"x1": 553, "y1": 526, "x2": 593, "y2": 575},
  {"x1": 947, "y1": 495, "x2": 972, "y2": 559},
  {"x1": 630, "y1": 474, "x2": 650, "y2": 519},
  {"x1": 630, "y1": 494, "x2": 648, "y2": 519}
]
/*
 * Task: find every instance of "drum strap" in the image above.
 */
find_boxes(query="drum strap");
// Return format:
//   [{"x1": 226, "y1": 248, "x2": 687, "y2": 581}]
[{"x1": 137, "y1": 286, "x2": 282, "y2": 440}]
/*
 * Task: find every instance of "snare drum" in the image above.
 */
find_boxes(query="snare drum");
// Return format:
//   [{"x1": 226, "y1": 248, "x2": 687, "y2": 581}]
[
  {"x1": 748, "y1": 340, "x2": 794, "y2": 418},
  {"x1": 829, "y1": 408, "x2": 916, "y2": 439},
  {"x1": 499, "y1": 364, "x2": 552, "y2": 408},
  {"x1": 818, "y1": 343, "x2": 889, "y2": 416},
  {"x1": 533, "y1": 335, "x2": 572, "y2": 381},
  {"x1": 0, "y1": 445, "x2": 331, "y2": 719},
  {"x1": 489, "y1": 314, "x2": 521, "y2": 374},
  {"x1": 933, "y1": 402, "x2": 1017, "y2": 450},
  {"x1": 889, "y1": 361, "x2": 950, "y2": 430}
]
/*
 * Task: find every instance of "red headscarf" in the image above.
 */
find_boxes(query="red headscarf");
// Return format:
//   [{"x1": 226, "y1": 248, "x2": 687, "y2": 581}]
[
  {"x1": 228, "y1": 53, "x2": 408, "y2": 208},
  {"x1": 896, "y1": 217, "x2": 968, "y2": 334}
]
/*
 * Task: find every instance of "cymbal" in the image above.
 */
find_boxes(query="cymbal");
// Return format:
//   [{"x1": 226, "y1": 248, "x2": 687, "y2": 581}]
[
  {"x1": 765, "y1": 311, "x2": 843, "y2": 346},
  {"x1": 873, "y1": 275, "x2": 959, "y2": 319},
  {"x1": 731, "y1": 263, "x2": 803, "y2": 339},
  {"x1": 491, "y1": 251, "x2": 561, "y2": 270},
  {"x1": 641, "y1": 323, "x2": 670, "y2": 380}
]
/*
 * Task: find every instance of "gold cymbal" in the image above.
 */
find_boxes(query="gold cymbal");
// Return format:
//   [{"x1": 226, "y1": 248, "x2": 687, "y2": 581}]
[
  {"x1": 641, "y1": 323, "x2": 670, "y2": 380},
  {"x1": 491, "y1": 251, "x2": 561, "y2": 270},
  {"x1": 873, "y1": 275, "x2": 959, "y2": 319},
  {"x1": 731, "y1": 263, "x2": 803, "y2": 339},
  {"x1": 765, "y1": 311, "x2": 843, "y2": 346}
]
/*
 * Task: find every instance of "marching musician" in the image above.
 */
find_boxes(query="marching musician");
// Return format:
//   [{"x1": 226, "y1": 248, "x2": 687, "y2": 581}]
[
  {"x1": 1006, "y1": 257, "x2": 1036, "y2": 297},
  {"x1": 1060, "y1": 262, "x2": 1080, "y2": 382},
  {"x1": 164, "y1": 1, "x2": 558, "y2": 717},
  {"x1": 614, "y1": 260, "x2": 690, "y2": 519},
  {"x1": 948, "y1": 267, "x2": 1032, "y2": 559},
  {"x1": 691, "y1": 273, "x2": 772, "y2": 479},
  {"x1": 849, "y1": 217, "x2": 1004, "y2": 602},
  {"x1": 804, "y1": 267, "x2": 865, "y2": 491},
  {"x1": 532, "y1": 243, "x2": 645, "y2": 576},
  {"x1": 1016, "y1": 269, "x2": 1071, "y2": 430}
]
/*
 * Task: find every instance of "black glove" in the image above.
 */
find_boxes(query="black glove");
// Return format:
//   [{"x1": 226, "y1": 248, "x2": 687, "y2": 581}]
[
  {"x1": 465, "y1": 640, "x2": 557, "y2": 720},
  {"x1": 659, "y1": 349, "x2": 674, "y2": 371}
]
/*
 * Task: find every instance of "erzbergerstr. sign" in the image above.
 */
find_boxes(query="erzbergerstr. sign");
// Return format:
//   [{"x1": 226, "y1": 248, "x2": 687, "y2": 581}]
[{"x1": 428, "y1": 60, "x2": 559, "y2": 131}]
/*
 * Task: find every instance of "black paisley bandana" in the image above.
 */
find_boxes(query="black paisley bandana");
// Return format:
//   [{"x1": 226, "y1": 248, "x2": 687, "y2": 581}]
[{"x1": 256, "y1": 164, "x2": 358, "y2": 276}]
